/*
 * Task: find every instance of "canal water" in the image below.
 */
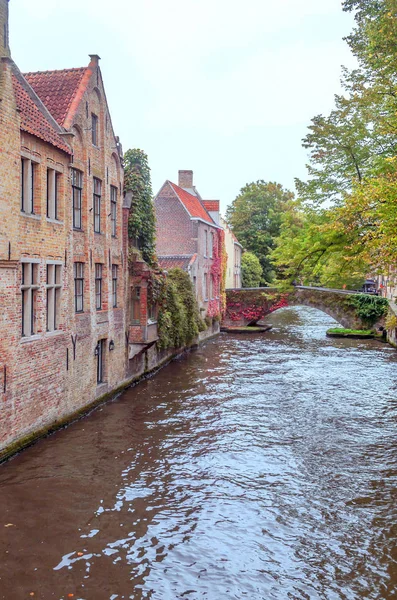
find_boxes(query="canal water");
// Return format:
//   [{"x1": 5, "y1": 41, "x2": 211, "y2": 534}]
[{"x1": 1, "y1": 307, "x2": 397, "y2": 600}]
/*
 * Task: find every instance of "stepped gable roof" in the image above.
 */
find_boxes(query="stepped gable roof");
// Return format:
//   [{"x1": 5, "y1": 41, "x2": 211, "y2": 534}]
[
  {"x1": 11, "y1": 64, "x2": 71, "y2": 154},
  {"x1": 202, "y1": 200, "x2": 219, "y2": 212},
  {"x1": 24, "y1": 66, "x2": 88, "y2": 128},
  {"x1": 169, "y1": 182, "x2": 215, "y2": 225},
  {"x1": 158, "y1": 255, "x2": 197, "y2": 271}
]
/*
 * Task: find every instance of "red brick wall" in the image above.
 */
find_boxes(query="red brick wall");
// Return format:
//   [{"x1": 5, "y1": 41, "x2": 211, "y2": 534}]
[
  {"x1": 0, "y1": 54, "x2": 128, "y2": 453},
  {"x1": 154, "y1": 182, "x2": 197, "y2": 256}
]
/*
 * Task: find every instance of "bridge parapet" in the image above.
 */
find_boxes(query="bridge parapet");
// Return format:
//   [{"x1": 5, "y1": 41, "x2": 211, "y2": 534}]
[{"x1": 224, "y1": 287, "x2": 388, "y2": 330}]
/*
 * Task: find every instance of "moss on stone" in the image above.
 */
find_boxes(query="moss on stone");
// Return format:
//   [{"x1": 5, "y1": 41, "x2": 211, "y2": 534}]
[{"x1": 326, "y1": 327, "x2": 374, "y2": 338}]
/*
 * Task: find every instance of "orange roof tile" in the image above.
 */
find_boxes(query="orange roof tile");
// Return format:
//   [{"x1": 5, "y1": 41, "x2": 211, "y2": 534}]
[
  {"x1": 24, "y1": 67, "x2": 87, "y2": 127},
  {"x1": 12, "y1": 70, "x2": 71, "y2": 155},
  {"x1": 170, "y1": 182, "x2": 214, "y2": 224},
  {"x1": 203, "y1": 200, "x2": 219, "y2": 212}
]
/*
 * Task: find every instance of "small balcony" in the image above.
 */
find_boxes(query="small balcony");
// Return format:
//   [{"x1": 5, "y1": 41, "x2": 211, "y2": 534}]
[{"x1": 128, "y1": 321, "x2": 159, "y2": 360}]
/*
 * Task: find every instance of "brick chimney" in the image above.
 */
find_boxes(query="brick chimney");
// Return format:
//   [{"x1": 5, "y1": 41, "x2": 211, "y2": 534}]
[
  {"x1": 178, "y1": 170, "x2": 193, "y2": 189},
  {"x1": 0, "y1": 0, "x2": 10, "y2": 58}
]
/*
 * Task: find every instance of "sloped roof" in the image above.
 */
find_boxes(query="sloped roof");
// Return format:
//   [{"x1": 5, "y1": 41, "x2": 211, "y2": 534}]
[
  {"x1": 203, "y1": 200, "x2": 219, "y2": 212},
  {"x1": 232, "y1": 231, "x2": 243, "y2": 246},
  {"x1": 169, "y1": 182, "x2": 214, "y2": 225},
  {"x1": 158, "y1": 254, "x2": 197, "y2": 272},
  {"x1": 11, "y1": 66, "x2": 71, "y2": 155},
  {"x1": 24, "y1": 67, "x2": 87, "y2": 128}
]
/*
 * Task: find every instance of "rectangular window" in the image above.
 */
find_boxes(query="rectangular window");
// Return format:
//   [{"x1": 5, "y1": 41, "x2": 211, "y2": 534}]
[
  {"x1": 46, "y1": 169, "x2": 60, "y2": 220},
  {"x1": 110, "y1": 185, "x2": 117, "y2": 237},
  {"x1": 95, "y1": 263, "x2": 102, "y2": 310},
  {"x1": 74, "y1": 262, "x2": 84, "y2": 313},
  {"x1": 92, "y1": 113, "x2": 98, "y2": 146},
  {"x1": 21, "y1": 158, "x2": 36, "y2": 214},
  {"x1": 112, "y1": 264, "x2": 118, "y2": 308},
  {"x1": 93, "y1": 178, "x2": 101, "y2": 233},
  {"x1": 131, "y1": 287, "x2": 141, "y2": 324},
  {"x1": 209, "y1": 232, "x2": 213, "y2": 259},
  {"x1": 46, "y1": 263, "x2": 62, "y2": 331},
  {"x1": 72, "y1": 169, "x2": 82, "y2": 229},
  {"x1": 210, "y1": 275, "x2": 214, "y2": 300},
  {"x1": 204, "y1": 230, "x2": 208, "y2": 257},
  {"x1": 21, "y1": 262, "x2": 39, "y2": 336},
  {"x1": 204, "y1": 273, "x2": 208, "y2": 300},
  {"x1": 96, "y1": 339, "x2": 105, "y2": 384},
  {"x1": 148, "y1": 302, "x2": 156, "y2": 322}
]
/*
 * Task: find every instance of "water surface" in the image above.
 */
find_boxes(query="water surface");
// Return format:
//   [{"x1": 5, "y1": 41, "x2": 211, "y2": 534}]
[{"x1": 1, "y1": 307, "x2": 397, "y2": 599}]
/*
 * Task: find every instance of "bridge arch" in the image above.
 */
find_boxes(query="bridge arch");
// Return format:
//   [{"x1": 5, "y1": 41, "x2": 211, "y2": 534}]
[{"x1": 224, "y1": 287, "x2": 387, "y2": 331}]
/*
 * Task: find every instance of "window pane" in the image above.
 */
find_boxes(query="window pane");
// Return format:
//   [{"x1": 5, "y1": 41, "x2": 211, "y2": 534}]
[
  {"x1": 95, "y1": 264, "x2": 102, "y2": 310},
  {"x1": 21, "y1": 159, "x2": 25, "y2": 210},
  {"x1": 72, "y1": 170, "x2": 82, "y2": 229},
  {"x1": 131, "y1": 287, "x2": 141, "y2": 323},
  {"x1": 74, "y1": 262, "x2": 84, "y2": 312},
  {"x1": 92, "y1": 114, "x2": 98, "y2": 146}
]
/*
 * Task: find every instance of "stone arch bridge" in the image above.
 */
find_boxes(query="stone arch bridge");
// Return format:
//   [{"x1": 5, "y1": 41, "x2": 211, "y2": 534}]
[{"x1": 224, "y1": 286, "x2": 387, "y2": 330}]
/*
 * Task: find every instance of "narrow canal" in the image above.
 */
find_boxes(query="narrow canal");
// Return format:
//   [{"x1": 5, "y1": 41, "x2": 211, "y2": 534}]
[{"x1": 1, "y1": 307, "x2": 397, "y2": 600}]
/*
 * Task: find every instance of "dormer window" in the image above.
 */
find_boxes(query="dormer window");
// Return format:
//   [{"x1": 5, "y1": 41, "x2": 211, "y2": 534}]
[{"x1": 91, "y1": 113, "x2": 98, "y2": 146}]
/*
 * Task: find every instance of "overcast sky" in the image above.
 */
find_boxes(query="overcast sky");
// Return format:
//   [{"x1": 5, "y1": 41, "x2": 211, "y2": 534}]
[{"x1": 11, "y1": 0, "x2": 355, "y2": 212}]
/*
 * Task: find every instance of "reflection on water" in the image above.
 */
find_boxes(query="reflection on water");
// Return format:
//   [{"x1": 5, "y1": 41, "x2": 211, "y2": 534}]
[{"x1": 1, "y1": 307, "x2": 397, "y2": 599}]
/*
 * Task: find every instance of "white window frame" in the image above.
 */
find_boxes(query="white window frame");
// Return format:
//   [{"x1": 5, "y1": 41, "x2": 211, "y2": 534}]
[
  {"x1": 112, "y1": 264, "x2": 118, "y2": 308},
  {"x1": 46, "y1": 262, "x2": 62, "y2": 331},
  {"x1": 131, "y1": 286, "x2": 141, "y2": 324},
  {"x1": 110, "y1": 185, "x2": 117, "y2": 237},
  {"x1": 93, "y1": 178, "x2": 101, "y2": 233},
  {"x1": 21, "y1": 158, "x2": 37, "y2": 214},
  {"x1": 92, "y1": 113, "x2": 98, "y2": 147},
  {"x1": 95, "y1": 263, "x2": 103, "y2": 310},
  {"x1": 72, "y1": 169, "x2": 83, "y2": 229},
  {"x1": 74, "y1": 262, "x2": 84, "y2": 313},
  {"x1": 21, "y1": 259, "x2": 40, "y2": 337},
  {"x1": 47, "y1": 168, "x2": 60, "y2": 220},
  {"x1": 204, "y1": 230, "x2": 208, "y2": 258}
]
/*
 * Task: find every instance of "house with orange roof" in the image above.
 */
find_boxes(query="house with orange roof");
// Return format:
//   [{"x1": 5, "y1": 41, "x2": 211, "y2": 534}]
[
  {"x1": 0, "y1": 0, "x2": 126, "y2": 454},
  {"x1": 154, "y1": 171, "x2": 224, "y2": 319}
]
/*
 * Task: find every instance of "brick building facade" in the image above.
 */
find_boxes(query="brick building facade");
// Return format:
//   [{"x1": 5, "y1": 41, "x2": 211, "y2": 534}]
[
  {"x1": 0, "y1": 0, "x2": 127, "y2": 453},
  {"x1": 220, "y1": 216, "x2": 243, "y2": 289},
  {"x1": 154, "y1": 170, "x2": 224, "y2": 317},
  {"x1": 0, "y1": 2, "x2": 222, "y2": 458}
]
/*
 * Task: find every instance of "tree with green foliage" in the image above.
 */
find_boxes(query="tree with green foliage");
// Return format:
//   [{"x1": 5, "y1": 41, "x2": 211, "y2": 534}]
[
  {"x1": 272, "y1": 202, "x2": 369, "y2": 289},
  {"x1": 226, "y1": 181, "x2": 294, "y2": 283},
  {"x1": 275, "y1": 0, "x2": 397, "y2": 284},
  {"x1": 124, "y1": 149, "x2": 157, "y2": 267},
  {"x1": 296, "y1": 0, "x2": 397, "y2": 210},
  {"x1": 241, "y1": 252, "x2": 263, "y2": 288}
]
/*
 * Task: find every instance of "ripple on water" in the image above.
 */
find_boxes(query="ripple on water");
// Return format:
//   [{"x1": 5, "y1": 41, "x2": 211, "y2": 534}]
[{"x1": 1, "y1": 307, "x2": 397, "y2": 599}]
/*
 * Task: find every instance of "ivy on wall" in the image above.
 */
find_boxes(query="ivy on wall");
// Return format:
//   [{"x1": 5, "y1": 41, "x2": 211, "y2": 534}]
[
  {"x1": 346, "y1": 294, "x2": 389, "y2": 327},
  {"x1": 124, "y1": 149, "x2": 157, "y2": 267},
  {"x1": 207, "y1": 229, "x2": 228, "y2": 318},
  {"x1": 152, "y1": 268, "x2": 206, "y2": 350}
]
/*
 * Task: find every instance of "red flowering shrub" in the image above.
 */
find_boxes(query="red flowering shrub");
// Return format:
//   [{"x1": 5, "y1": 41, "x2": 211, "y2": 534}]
[{"x1": 225, "y1": 290, "x2": 289, "y2": 324}]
